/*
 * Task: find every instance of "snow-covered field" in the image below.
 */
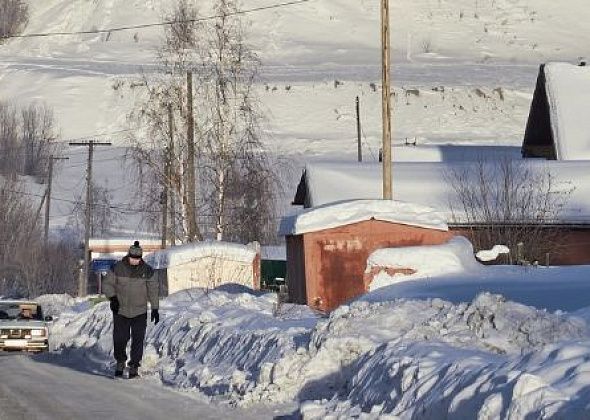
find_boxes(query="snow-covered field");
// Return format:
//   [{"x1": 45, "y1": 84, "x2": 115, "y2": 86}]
[{"x1": 2, "y1": 0, "x2": 589, "y2": 232}]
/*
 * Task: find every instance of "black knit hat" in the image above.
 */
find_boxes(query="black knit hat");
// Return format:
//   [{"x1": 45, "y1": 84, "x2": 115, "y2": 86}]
[{"x1": 128, "y1": 241, "x2": 143, "y2": 258}]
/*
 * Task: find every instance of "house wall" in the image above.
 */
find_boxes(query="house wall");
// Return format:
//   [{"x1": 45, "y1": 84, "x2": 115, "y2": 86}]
[
  {"x1": 289, "y1": 220, "x2": 454, "y2": 312},
  {"x1": 167, "y1": 256, "x2": 258, "y2": 295},
  {"x1": 449, "y1": 227, "x2": 590, "y2": 265},
  {"x1": 522, "y1": 64, "x2": 557, "y2": 159},
  {"x1": 554, "y1": 230, "x2": 590, "y2": 264}
]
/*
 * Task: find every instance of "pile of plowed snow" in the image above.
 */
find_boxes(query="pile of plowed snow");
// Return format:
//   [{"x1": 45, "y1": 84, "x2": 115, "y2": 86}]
[
  {"x1": 367, "y1": 236, "x2": 482, "y2": 290},
  {"x1": 45, "y1": 288, "x2": 590, "y2": 417}
]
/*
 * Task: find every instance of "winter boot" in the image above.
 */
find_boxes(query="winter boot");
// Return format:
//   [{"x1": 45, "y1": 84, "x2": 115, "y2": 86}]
[
  {"x1": 128, "y1": 364, "x2": 139, "y2": 379},
  {"x1": 114, "y1": 361, "x2": 125, "y2": 378}
]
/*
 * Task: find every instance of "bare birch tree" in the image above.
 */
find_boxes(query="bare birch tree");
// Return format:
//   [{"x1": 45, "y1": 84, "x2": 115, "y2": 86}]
[
  {"x1": 446, "y1": 158, "x2": 574, "y2": 264},
  {"x1": 21, "y1": 102, "x2": 58, "y2": 177},
  {"x1": 0, "y1": 177, "x2": 78, "y2": 297},
  {"x1": 195, "y1": 0, "x2": 276, "y2": 242},
  {"x1": 0, "y1": 101, "x2": 59, "y2": 179},
  {"x1": 127, "y1": 0, "x2": 279, "y2": 244},
  {"x1": 0, "y1": 0, "x2": 28, "y2": 41},
  {"x1": 0, "y1": 102, "x2": 22, "y2": 176}
]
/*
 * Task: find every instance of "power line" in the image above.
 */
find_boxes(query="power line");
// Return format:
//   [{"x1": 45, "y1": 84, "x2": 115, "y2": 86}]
[
  {"x1": 2, "y1": 187, "x2": 287, "y2": 221},
  {"x1": 0, "y1": 129, "x2": 136, "y2": 156},
  {"x1": 0, "y1": 0, "x2": 312, "y2": 40}
]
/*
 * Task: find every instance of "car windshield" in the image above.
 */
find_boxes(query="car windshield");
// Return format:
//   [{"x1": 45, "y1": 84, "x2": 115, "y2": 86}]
[{"x1": 0, "y1": 302, "x2": 43, "y2": 321}]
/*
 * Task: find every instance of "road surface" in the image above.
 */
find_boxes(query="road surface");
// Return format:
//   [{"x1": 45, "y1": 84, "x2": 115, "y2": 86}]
[{"x1": 0, "y1": 353, "x2": 287, "y2": 420}]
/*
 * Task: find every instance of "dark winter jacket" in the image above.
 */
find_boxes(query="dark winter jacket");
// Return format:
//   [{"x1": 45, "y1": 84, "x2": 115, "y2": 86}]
[{"x1": 103, "y1": 257, "x2": 159, "y2": 318}]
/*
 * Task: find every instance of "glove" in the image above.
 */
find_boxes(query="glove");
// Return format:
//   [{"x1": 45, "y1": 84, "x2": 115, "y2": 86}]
[
  {"x1": 109, "y1": 296, "x2": 119, "y2": 313},
  {"x1": 151, "y1": 309, "x2": 159, "y2": 325}
]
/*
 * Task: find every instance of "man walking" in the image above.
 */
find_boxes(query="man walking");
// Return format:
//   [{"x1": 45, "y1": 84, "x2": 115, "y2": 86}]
[{"x1": 103, "y1": 241, "x2": 160, "y2": 378}]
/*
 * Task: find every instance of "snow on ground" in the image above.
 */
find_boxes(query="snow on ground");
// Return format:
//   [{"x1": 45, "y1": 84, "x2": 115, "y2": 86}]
[
  {"x1": 476, "y1": 244, "x2": 511, "y2": 262},
  {"x1": 367, "y1": 236, "x2": 482, "y2": 290},
  {"x1": 45, "y1": 274, "x2": 590, "y2": 417},
  {"x1": 34, "y1": 293, "x2": 92, "y2": 317},
  {"x1": 362, "y1": 264, "x2": 590, "y2": 314},
  {"x1": 38, "y1": 238, "x2": 590, "y2": 417}
]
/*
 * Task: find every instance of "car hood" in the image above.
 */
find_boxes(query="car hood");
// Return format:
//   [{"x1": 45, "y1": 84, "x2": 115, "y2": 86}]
[{"x1": 0, "y1": 320, "x2": 47, "y2": 329}]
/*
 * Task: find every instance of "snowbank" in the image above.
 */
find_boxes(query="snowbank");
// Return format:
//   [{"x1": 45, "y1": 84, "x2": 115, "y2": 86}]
[
  {"x1": 279, "y1": 199, "x2": 448, "y2": 236},
  {"x1": 49, "y1": 287, "x2": 319, "y2": 400},
  {"x1": 301, "y1": 340, "x2": 590, "y2": 419},
  {"x1": 45, "y1": 288, "x2": 590, "y2": 417},
  {"x1": 367, "y1": 236, "x2": 482, "y2": 290},
  {"x1": 35, "y1": 294, "x2": 92, "y2": 317}
]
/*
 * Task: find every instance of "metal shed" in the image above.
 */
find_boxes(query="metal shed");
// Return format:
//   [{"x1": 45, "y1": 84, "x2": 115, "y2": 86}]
[{"x1": 281, "y1": 200, "x2": 454, "y2": 312}]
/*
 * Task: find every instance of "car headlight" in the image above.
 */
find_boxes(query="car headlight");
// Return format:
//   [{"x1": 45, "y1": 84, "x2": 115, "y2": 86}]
[{"x1": 31, "y1": 329, "x2": 46, "y2": 337}]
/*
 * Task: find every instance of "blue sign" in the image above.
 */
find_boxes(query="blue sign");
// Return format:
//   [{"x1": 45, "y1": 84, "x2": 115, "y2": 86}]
[{"x1": 91, "y1": 259, "x2": 117, "y2": 273}]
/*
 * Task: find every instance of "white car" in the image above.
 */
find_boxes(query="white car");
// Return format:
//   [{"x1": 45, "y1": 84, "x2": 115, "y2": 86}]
[{"x1": 0, "y1": 300, "x2": 52, "y2": 352}]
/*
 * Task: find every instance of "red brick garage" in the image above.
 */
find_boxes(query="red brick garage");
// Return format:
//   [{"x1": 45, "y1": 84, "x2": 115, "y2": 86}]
[{"x1": 281, "y1": 200, "x2": 454, "y2": 312}]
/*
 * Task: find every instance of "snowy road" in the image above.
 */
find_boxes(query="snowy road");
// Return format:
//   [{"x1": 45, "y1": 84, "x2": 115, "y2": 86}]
[{"x1": 0, "y1": 354, "x2": 275, "y2": 420}]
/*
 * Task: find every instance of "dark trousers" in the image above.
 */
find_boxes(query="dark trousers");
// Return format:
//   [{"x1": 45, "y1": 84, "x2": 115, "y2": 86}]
[{"x1": 113, "y1": 313, "x2": 147, "y2": 367}]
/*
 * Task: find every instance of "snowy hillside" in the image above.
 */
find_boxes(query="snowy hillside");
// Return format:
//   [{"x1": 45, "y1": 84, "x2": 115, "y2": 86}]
[
  {"x1": 2, "y1": 0, "x2": 589, "y2": 141},
  {"x1": 5, "y1": 0, "x2": 590, "y2": 65},
  {"x1": 1, "y1": 0, "x2": 589, "y2": 233}
]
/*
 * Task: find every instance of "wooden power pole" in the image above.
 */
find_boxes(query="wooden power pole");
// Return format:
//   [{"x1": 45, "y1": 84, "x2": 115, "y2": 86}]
[
  {"x1": 381, "y1": 0, "x2": 393, "y2": 199},
  {"x1": 44, "y1": 155, "x2": 69, "y2": 246},
  {"x1": 356, "y1": 96, "x2": 362, "y2": 162},
  {"x1": 69, "y1": 140, "x2": 111, "y2": 297}
]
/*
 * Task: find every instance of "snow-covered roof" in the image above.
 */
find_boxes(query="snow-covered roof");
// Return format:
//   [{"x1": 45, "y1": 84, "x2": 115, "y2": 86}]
[
  {"x1": 279, "y1": 199, "x2": 448, "y2": 236},
  {"x1": 545, "y1": 62, "x2": 590, "y2": 159},
  {"x1": 144, "y1": 241, "x2": 257, "y2": 270},
  {"x1": 297, "y1": 160, "x2": 590, "y2": 225},
  {"x1": 390, "y1": 145, "x2": 521, "y2": 162},
  {"x1": 89, "y1": 238, "x2": 162, "y2": 247}
]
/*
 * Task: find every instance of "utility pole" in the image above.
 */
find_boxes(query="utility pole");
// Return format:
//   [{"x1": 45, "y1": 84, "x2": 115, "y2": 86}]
[
  {"x1": 381, "y1": 0, "x2": 393, "y2": 199},
  {"x1": 356, "y1": 96, "x2": 362, "y2": 162},
  {"x1": 186, "y1": 71, "x2": 200, "y2": 241},
  {"x1": 69, "y1": 140, "x2": 111, "y2": 297},
  {"x1": 29, "y1": 190, "x2": 47, "y2": 239},
  {"x1": 44, "y1": 155, "x2": 69, "y2": 246},
  {"x1": 168, "y1": 104, "x2": 176, "y2": 246}
]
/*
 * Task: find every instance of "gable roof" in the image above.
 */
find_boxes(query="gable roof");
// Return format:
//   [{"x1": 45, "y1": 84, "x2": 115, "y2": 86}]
[
  {"x1": 293, "y1": 160, "x2": 590, "y2": 225},
  {"x1": 523, "y1": 62, "x2": 590, "y2": 159}
]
